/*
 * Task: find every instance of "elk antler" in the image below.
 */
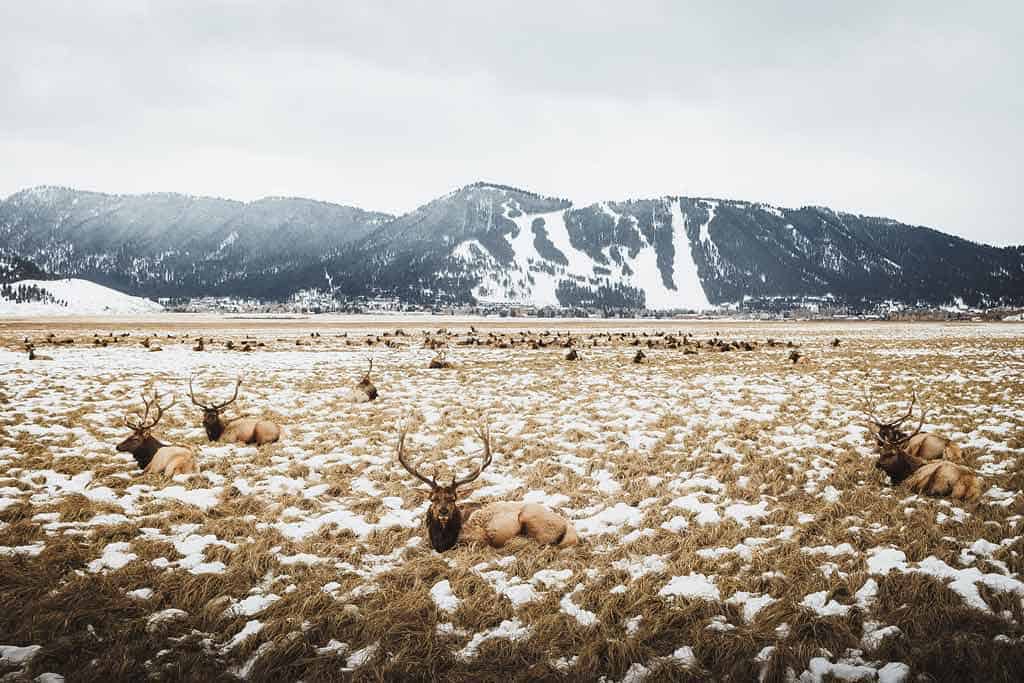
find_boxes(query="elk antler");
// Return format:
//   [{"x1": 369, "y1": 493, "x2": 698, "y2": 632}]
[
  {"x1": 892, "y1": 401, "x2": 930, "y2": 446},
  {"x1": 364, "y1": 357, "x2": 373, "y2": 381},
  {"x1": 862, "y1": 388, "x2": 917, "y2": 428},
  {"x1": 396, "y1": 422, "x2": 438, "y2": 490},
  {"x1": 127, "y1": 389, "x2": 174, "y2": 432},
  {"x1": 452, "y1": 423, "x2": 493, "y2": 488},
  {"x1": 886, "y1": 391, "x2": 917, "y2": 428},
  {"x1": 189, "y1": 375, "x2": 241, "y2": 411}
]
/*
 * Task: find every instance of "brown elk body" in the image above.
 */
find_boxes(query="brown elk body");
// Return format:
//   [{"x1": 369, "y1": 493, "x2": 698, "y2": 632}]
[
  {"x1": 117, "y1": 391, "x2": 198, "y2": 476},
  {"x1": 396, "y1": 423, "x2": 578, "y2": 552},
  {"x1": 429, "y1": 350, "x2": 454, "y2": 369},
  {"x1": 27, "y1": 346, "x2": 52, "y2": 361},
  {"x1": 350, "y1": 359, "x2": 379, "y2": 403},
  {"x1": 190, "y1": 377, "x2": 281, "y2": 445},
  {"x1": 875, "y1": 450, "x2": 980, "y2": 502}
]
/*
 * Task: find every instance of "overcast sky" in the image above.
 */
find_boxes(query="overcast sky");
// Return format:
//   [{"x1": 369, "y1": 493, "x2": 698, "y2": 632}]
[{"x1": 1, "y1": 1, "x2": 1020, "y2": 245}]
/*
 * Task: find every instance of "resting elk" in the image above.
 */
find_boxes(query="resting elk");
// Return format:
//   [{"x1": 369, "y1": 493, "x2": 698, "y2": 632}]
[
  {"x1": 189, "y1": 376, "x2": 282, "y2": 445},
  {"x1": 864, "y1": 391, "x2": 962, "y2": 461},
  {"x1": 867, "y1": 392, "x2": 978, "y2": 501},
  {"x1": 350, "y1": 358, "x2": 379, "y2": 403},
  {"x1": 117, "y1": 390, "x2": 198, "y2": 476},
  {"x1": 396, "y1": 422, "x2": 578, "y2": 552},
  {"x1": 27, "y1": 345, "x2": 52, "y2": 361},
  {"x1": 429, "y1": 350, "x2": 454, "y2": 369},
  {"x1": 875, "y1": 450, "x2": 980, "y2": 502}
]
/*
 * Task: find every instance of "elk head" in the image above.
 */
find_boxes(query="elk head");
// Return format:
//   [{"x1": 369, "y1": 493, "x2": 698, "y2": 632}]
[
  {"x1": 354, "y1": 358, "x2": 378, "y2": 401},
  {"x1": 864, "y1": 391, "x2": 927, "y2": 455},
  {"x1": 396, "y1": 421, "x2": 493, "y2": 552},
  {"x1": 117, "y1": 390, "x2": 173, "y2": 456},
  {"x1": 189, "y1": 375, "x2": 240, "y2": 440},
  {"x1": 864, "y1": 391, "x2": 930, "y2": 481}
]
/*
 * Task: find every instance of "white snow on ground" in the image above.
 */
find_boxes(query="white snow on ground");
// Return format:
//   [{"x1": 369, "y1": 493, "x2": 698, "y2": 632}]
[
  {"x1": 659, "y1": 573, "x2": 720, "y2": 601},
  {"x1": 0, "y1": 645, "x2": 42, "y2": 665},
  {"x1": 866, "y1": 547, "x2": 1024, "y2": 612},
  {"x1": 0, "y1": 278, "x2": 164, "y2": 316},
  {"x1": 430, "y1": 580, "x2": 460, "y2": 613},
  {"x1": 457, "y1": 619, "x2": 531, "y2": 661}
]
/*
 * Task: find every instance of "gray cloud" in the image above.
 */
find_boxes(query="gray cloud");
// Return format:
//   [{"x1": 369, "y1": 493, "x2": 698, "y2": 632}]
[{"x1": 1, "y1": 1, "x2": 1020, "y2": 244}]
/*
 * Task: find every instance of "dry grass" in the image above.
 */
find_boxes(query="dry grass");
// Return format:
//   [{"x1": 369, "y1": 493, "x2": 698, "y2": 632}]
[{"x1": 1, "y1": 319, "x2": 1023, "y2": 681}]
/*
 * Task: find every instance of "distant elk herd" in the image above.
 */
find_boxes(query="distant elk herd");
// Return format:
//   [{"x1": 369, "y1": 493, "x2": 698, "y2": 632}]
[{"x1": 20, "y1": 326, "x2": 985, "y2": 552}]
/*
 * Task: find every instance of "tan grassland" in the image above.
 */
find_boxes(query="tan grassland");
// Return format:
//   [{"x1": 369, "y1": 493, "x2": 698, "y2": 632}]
[{"x1": 1, "y1": 318, "x2": 1022, "y2": 682}]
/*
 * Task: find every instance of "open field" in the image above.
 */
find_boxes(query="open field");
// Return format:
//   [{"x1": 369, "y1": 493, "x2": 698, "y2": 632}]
[{"x1": 1, "y1": 319, "x2": 1023, "y2": 681}]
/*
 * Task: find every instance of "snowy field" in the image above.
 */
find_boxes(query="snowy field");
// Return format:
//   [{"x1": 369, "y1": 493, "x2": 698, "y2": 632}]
[{"x1": 1, "y1": 320, "x2": 1023, "y2": 681}]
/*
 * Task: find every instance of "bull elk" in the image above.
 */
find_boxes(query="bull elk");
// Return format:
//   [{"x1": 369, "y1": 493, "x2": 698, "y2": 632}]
[
  {"x1": 117, "y1": 390, "x2": 198, "y2": 476},
  {"x1": 189, "y1": 376, "x2": 282, "y2": 445},
  {"x1": 866, "y1": 391, "x2": 977, "y2": 501},
  {"x1": 875, "y1": 450, "x2": 980, "y2": 502},
  {"x1": 396, "y1": 422, "x2": 578, "y2": 552},
  {"x1": 864, "y1": 391, "x2": 962, "y2": 461},
  {"x1": 429, "y1": 350, "x2": 454, "y2": 369},
  {"x1": 350, "y1": 358, "x2": 379, "y2": 403},
  {"x1": 27, "y1": 345, "x2": 52, "y2": 361},
  {"x1": 633, "y1": 349, "x2": 647, "y2": 364}
]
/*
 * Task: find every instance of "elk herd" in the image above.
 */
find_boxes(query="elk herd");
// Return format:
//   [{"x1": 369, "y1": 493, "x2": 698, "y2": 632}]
[{"x1": 16, "y1": 325, "x2": 993, "y2": 553}]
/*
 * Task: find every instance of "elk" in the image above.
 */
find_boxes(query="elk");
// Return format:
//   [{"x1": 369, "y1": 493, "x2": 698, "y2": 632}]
[
  {"x1": 875, "y1": 451, "x2": 980, "y2": 502},
  {"x1": 189, "y1": 377, "x2": 281, "y2": 445},
  {"x1": 117, "y1": 390, "x2": 198, "y2": 476},
  {"x1": 788, "y1": 349, "x2": 802, "y2": 364},
  {"x1": 350, "y1": 358, "x2": 379, "y2": 403},
  {"x1": 633, "y1": 349, "x2": 647, "y2": 364},
  {"x1": 866, "y1": 392, "x2": 977, "y2": 501},
  {"x1": 396, "y1": 422, "x2": 578, "y2": 552},
  {"x1": 27, "y1": 345, "x2": 52, "y2": 361},
  {"x1": 565, "y1": 348, "x2": 580, "y2": 361},
  {"x1": 429, "y1": 350, "x2": 454, "y2": 369},
  {"x1": 864, "y1": 391, "x2": 962, "y2": 461}
]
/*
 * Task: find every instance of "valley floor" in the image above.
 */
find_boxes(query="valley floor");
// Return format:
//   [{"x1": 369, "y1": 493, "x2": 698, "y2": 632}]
[{"x1": 1, "y1": 320, "x2": 1023, "y2": 681}]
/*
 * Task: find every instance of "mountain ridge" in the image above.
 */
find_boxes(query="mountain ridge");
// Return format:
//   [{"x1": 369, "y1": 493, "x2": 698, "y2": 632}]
[{"x1": 1, "y1": 183, "x2": 1021, "y2": 309}]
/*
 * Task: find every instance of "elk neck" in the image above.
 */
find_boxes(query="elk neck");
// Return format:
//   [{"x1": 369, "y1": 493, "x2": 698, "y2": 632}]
[
  {"x1": 426, "y1": 505, "x2": 463, "y2": 552},
  {"x1": 131, "y1": 434, "x2": 167, "y2": 470}
]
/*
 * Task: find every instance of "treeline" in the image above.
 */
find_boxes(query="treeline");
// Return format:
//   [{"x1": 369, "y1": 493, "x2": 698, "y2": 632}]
[{"x1": 0, "y1": 283, "x2": 67, "y2": 306}]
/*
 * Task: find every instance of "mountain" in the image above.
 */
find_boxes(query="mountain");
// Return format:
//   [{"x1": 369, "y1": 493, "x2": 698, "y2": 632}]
[
  {"x1": 0, "y1": 278, "x2": 164, "y2": 316},
  {"x1": 0, "y1": 186, "x2": 392, "y2": 299},
  {"x1": 2, "y1": 183, "x2": 1022, "y2": 309},
  {"x1": 320, "y1": 183, "x2": 1024, "y2": 309}
]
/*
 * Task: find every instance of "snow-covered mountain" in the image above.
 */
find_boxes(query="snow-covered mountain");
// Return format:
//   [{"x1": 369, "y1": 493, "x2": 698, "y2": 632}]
[
  {"x1": 323, "y1": 183, "x2": 1024, "y2": 309},
  {"x1": 0, "y1": 278, "x2": 164, "y2": 316},
  {"x1": 2, "y1": 182, "x2": 1022, "y2": 309},
  {"x1": 0, "y1": 186, "x2": 392, "y2": 299},
  {"x1": 431, "y1": 195, "x2": 709, "y2": 309}
]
